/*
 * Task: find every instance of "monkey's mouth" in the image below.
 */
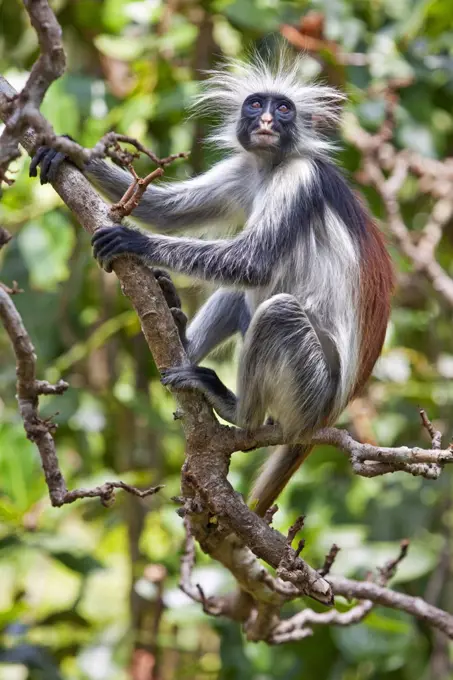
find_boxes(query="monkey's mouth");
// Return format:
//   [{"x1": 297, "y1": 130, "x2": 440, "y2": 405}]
[{"x1": 252, "y1": 129, "x2": 279, "y2": 146}]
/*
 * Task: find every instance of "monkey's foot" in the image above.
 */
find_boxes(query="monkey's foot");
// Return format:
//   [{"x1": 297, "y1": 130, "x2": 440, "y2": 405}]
[
  {"x1": 161, "y1": 365, "x2": 237, "y2": 424},
  {"x1": 92, "y1": 225, "x2": 149, "y2": 272},
  {"x1": 153, "y1": 269, "x2": 188, "y2": 344}
]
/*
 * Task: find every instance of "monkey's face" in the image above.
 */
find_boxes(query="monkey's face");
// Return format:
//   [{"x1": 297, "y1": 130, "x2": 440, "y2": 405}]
[{"x1": 236, "y1": 93, "x2": 297, "y2": 156}]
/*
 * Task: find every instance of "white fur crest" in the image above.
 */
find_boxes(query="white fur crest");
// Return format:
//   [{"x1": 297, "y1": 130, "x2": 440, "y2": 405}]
[{"x1": 193, "y1": 47, "x2": 346, "y2": 156}]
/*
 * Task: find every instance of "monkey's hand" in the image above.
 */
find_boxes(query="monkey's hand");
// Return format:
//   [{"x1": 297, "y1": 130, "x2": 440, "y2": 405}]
[
  {"x1": 29, "y1": 134, "x2": 73, "y2": 185},
  {"x1": 92, "y1": 225, "x2": 150, "y2": 272},
  {"x1": 153, "y1": 269, "x2": 188, "y2": 346}
]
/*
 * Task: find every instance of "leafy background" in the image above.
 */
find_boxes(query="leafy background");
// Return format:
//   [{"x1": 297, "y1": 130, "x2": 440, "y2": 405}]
[{"x1": 1, "y1": 0, "x2": 453, "y2": 678}]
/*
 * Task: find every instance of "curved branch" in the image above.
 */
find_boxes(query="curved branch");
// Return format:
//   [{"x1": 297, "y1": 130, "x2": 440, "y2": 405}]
[{"x1": 229, "y1": 423, "x2": 453, "y2": 479}]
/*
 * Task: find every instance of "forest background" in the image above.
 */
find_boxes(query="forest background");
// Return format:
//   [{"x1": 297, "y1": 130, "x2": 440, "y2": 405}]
[{"x1": 1, "y1": 0, "x2": 453, "y2": 678}]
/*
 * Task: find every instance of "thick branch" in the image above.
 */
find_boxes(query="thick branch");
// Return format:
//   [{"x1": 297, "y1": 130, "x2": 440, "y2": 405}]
[{"x1": 181, "y1": 518, "x2": 453, "y2": 642}]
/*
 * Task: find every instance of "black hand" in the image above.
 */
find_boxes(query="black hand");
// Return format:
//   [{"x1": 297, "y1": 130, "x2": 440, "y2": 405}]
[
  {"x1": 29, "y1": 134, "x2": 74, "y2": 185},
  {"x1": 92, "y1": 225, "x2": 150, "y2": 272}
]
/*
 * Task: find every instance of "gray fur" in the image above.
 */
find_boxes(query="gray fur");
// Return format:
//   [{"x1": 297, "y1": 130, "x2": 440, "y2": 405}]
[
  {"x1": 86, "y1": 155, "x2": 251, "y2": 231},
  {"x1": 237, "y1": 294, "x2": 337, "y2": 438}
]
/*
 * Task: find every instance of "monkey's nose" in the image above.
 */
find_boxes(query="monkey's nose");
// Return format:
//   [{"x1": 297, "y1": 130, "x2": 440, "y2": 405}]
[{"x1": 260, "y1": 112, "x2": 273, "y2": 126}]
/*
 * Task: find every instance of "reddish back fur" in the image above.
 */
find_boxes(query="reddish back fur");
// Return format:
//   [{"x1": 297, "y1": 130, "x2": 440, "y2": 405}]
[{"x1": 353, "y1": 219, "x2": 394, "y2": 397}]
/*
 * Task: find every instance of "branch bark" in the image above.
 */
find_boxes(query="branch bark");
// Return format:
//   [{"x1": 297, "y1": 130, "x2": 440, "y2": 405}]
[{"x1": 328, "y1": 575, "x2": 453, "y2": 638}]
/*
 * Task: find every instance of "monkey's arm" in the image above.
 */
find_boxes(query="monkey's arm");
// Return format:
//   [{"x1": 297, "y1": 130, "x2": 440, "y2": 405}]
[
  {"x1": 86, "y1": 156, "x2": 247, "y2": 231},
  {"x1": 92, "y1": 224, "x2": 280, "y2": 286},
  {"x1": 30, "y1": 145, "x2": 247, "y2": 231}
]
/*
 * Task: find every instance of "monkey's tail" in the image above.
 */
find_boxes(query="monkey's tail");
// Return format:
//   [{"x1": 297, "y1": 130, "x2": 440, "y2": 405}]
[{"x1": 249, "y1": 444, "x2": 313, "y2": 517}]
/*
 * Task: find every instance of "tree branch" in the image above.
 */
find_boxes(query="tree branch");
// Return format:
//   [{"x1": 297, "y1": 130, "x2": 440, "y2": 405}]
[
  {"x1": 229, "y1": 422, "x2": 453, "y2": 479},
  {"x1": 0, "y1": 0, "x2": 64, "y2": 182},
  {"x1": 0, "y1": 283, "x2": 163, "y2": 507},
  {"x1": 328, "y1": 575, "x2": 453, "y2": 638}
]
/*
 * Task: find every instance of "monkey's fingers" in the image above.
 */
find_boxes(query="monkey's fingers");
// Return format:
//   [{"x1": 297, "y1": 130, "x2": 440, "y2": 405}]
[
  {"x1": 93, "y1": 236, "x2": 124, "y2": 272},
  {"x1": 92, "y1": 225, "x2": 148, "y2": 272},
  {"x1": 29, "y1": 140, "x2": 71, "y2": 185},
  {"x1": 161, "y1": 366, "x2": 203, "y2": 390},
  {"x1": 161, "y1": 365, "x2": 238, "y2": 424},
  {"x1": 43, "y1": 151, "x2": 68, "y2": 184},
  {"x1": 155, "y1": 272, "x2": 182, "y2": 309},
  {"x1": 29, "y1": 147, "x2": 50, "y2": 177},
  {"x1": 161, "y1": 365, "x2": 218, "y2": 389},
  {"x1": 169, "y1": 307, "x2": 188, "y2": 343}
]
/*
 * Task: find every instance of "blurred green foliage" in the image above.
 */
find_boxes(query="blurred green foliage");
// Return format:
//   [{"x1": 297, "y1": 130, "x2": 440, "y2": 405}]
[{"x1": 1, "y1": 0, "x2": 453, "y2": 678}]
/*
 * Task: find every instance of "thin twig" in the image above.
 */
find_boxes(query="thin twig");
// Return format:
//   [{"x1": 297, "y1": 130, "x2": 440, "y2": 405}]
[
  {"x1": 419, "y1": 409, "x2": 442, "y2": 450},
  {"x1": 319, "y1": 544, "x2": 340, "y2": 577}
]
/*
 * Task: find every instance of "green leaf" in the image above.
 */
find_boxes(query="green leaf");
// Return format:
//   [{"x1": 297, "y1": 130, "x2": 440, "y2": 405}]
[{"x1": 95, "y1": 34, "x2": 149, "y2": 61}]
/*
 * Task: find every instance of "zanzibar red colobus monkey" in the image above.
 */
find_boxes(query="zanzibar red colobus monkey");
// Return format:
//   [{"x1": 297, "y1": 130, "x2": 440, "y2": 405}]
[{"x1": 31, "y1": 50, "x2": 394, "y2": 516}]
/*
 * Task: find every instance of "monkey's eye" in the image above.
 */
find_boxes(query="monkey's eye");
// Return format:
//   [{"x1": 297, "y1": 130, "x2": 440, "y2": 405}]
[
  {"x1": 250, "y1": 100, "x2": 262, "y2": 109},
  {"x1": 278, "y1": 103, "x2": 290, "y2": 114}
]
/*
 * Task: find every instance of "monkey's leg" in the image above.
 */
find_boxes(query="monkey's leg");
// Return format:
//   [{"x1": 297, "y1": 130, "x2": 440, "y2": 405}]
[
  {"x1": 161, "y1": 294, "x2": 340, "y2": 430},
  {"x1": 185, "y1": 289, "x2": 250, "y2": 363},
  {"x1": 237, "y1": 293, "x2": 339, "y2": 436},
  {"x1": 153, "y1": 273, "x2": 250, "y2": 361},
  {"x1": 238, "y1": 294, "x2": 339, "y2": 514}
]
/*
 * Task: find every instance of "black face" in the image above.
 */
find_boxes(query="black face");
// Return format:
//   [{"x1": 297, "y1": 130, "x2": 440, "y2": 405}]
[{"x1": 236, "y1": 92, "x2": 297, "y2": 156}]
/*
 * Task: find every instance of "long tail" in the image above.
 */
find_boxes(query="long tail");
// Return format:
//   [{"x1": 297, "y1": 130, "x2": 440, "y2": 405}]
[{"x1": 249, "y1": 444, "x2": 313, "y2": 517}]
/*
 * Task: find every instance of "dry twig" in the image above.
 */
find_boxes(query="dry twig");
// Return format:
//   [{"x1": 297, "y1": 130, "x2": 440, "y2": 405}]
[
  {"x1": 319, "y1": 544, "x2": 340, "y2": 577},
  {"x1": 419, "y1": 408, "x2": 442, "y2": 450}
]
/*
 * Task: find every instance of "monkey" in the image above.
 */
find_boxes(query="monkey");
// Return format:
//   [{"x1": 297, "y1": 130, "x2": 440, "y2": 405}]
[{"x1": 30, "y1": 50, "x2": 394, "y2": 517}]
